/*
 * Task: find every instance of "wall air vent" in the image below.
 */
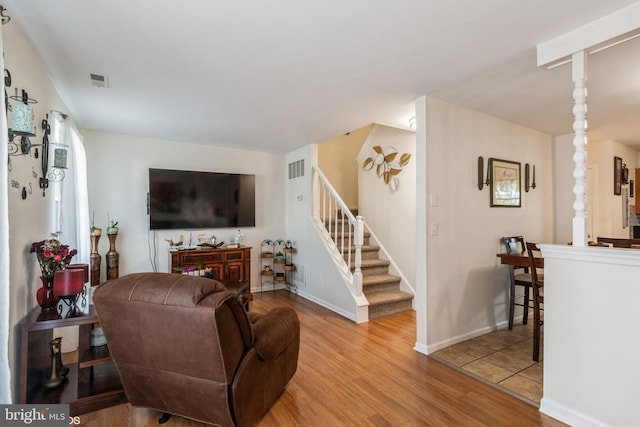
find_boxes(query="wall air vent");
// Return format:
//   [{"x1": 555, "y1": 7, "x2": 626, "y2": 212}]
[
  {"x1": 288, "y1": 159, "x2": 304, "y2": 179},
  {"x1": 90, "y1": 73, "x2": 109, "y2": 88}
]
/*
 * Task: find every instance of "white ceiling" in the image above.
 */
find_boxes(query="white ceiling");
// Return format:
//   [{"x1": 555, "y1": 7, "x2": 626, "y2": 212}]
[{"x1": 4, "y1": 0, "x2": 640, "y2": 153}]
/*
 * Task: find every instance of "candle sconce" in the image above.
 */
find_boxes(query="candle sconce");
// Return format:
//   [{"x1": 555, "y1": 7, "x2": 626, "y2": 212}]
[
  {"x1": 532, "y1": 164, "x2": 536, "y2": 189},
  {"x1": 525, "y1": 163, "x2": 537, "y2": 191},
  {"x1": 39, "y1": 114, "x2": 67, "y2": 197},
  {"x1": 477, "y1": 156, "x2": 492, "y2": 190},
  {"x1": 7, "y1": 88, "x2": 38, "y2": 157}
]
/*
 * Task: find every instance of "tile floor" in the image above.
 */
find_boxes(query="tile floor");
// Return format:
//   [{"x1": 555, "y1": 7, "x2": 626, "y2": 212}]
[{"x1": 430, "y1": 321, "x2": 543, "y2": 406}]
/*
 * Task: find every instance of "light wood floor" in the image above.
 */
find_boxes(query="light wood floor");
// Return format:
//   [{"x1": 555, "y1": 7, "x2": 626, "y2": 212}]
[{"x1": 78, "y1": 291, "x2": 566, "y2": 426}]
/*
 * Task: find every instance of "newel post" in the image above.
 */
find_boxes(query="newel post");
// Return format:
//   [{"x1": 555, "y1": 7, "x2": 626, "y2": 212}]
[{"x1": 352, "y1": 215, "x2": 364, "y2": 296}]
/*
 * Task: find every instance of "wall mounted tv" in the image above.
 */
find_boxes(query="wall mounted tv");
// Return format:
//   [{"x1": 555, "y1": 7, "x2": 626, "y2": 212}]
[{"x1": 148, "y1": 168, "x2": 255, "y2": 230}]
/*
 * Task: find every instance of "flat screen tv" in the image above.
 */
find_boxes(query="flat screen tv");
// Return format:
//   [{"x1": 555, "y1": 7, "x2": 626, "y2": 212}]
[{"x1": 148, "y1": 168, "x2": 255, "y2": 230}]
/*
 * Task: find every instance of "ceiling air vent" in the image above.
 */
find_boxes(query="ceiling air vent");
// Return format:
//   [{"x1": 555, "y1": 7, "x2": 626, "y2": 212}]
[{"x1": 90, "y1": 73, "x2": 109, "y2": 88}]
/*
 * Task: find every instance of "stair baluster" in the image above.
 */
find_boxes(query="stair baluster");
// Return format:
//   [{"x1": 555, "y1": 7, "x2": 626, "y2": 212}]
[{"x1": 312, "y1": 166, "x2": 363, "y2": 297}]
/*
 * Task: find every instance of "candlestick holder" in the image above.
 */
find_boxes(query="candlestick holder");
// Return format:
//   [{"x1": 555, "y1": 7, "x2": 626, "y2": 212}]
[
  {"x1": 477, "y1": 156, "x2": 492, "y2": 190},
  {"x1": 43, "y1": 337, "x2": 66, "y2": 389}
]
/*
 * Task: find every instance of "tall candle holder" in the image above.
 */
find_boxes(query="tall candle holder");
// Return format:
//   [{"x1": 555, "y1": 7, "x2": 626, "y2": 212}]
[{"x1": 43, "y1": 337, "x2": 65, "y2": 389}]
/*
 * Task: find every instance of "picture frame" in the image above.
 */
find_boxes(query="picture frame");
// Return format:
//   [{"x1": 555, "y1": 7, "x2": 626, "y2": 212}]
[
  {"x1": 614, "y1": 156, "x2": 622, "y2": 195},
  {"x1": 490, "y1": 158, "x2": 521, "y2": 207}
]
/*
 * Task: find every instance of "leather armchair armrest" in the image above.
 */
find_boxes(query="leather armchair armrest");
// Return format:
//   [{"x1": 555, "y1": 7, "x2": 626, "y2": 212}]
[{"x1": 252, "y1": 307, "x2": 299, "y2": 361}]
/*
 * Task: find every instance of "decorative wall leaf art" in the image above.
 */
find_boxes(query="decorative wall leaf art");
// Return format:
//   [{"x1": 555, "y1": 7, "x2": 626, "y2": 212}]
[{"x1": 363, "y1": 146, "x2": 411, "y2": 192}]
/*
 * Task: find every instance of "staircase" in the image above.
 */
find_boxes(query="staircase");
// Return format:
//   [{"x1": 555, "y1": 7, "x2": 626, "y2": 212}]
[
  {"x1": 313, "y1": 165, "x2": 414, "y2": 322},
  {"x1": 329, "y1": 219, "x2": 414, "y2": 320},
  {"x1": 358, "y1": 233, "x2": 413, "y2": 319}
]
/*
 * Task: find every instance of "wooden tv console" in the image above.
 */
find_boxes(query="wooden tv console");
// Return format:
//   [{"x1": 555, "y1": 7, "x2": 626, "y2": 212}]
[{"x1": 169, "y1": 246, "x2": 252, "y2": 305}]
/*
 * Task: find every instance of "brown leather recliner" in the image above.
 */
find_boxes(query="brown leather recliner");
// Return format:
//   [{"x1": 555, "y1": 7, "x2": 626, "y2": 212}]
[{"x1": 93, "y1": 272, "x2": 300, "y2": 427}]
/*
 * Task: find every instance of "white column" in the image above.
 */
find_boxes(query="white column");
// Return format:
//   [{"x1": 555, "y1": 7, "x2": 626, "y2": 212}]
[{"x1": 571, "y1": 51, "x2": 588, "y2": 247}]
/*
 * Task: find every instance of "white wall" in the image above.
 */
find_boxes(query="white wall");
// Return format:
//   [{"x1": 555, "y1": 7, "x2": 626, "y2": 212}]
[
  {"x1": 421, "y1": 97, "x2": 555, "y2": 352},
  {"x1": 587, "y1": 139, "x2": 638, "y2": 239},
  {"x1": 540, "y1": 245, "x2": 640, "y2": 427},
  {"x1": 556, "y1": 135, "x2": 639, "y2": 244},
  {"x1": 357, "y1": 124, "x2": 416, "y2": 288},
  {"x1": 83, "y1": 130, "x2": 285, "y2": 290},
  {"x1": 318, "y1": 124, "x2": 372, "y2": 211},
  {"x1": 284, "y1": 145, "x2": 359, "y2": 320},
  {"x1": 554, "y1": 134, "x2": 574, "y2": 244},
  {"x1": 4, "y1": 20, "x2": 72, "y2": 399}
]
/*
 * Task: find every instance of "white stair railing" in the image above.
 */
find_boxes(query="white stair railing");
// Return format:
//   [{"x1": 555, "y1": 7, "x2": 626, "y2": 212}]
[{"x1": 311, "y1": 165, "x2": 363, "y2": 298}]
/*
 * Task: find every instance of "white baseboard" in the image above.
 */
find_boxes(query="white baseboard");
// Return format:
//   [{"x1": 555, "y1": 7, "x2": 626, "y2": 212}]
[
  {"x1": 413, "y1": 314, "x2": 534, "y2": 355},
  {"x1": 251, "y1": 287, "x2": 363, "y2": 323},
  {"x1": 424, "y1": 321, "x2": 507, "y2": 354},
  {"x1": 292, "y1": 289, "x2": 357, "y2": 322},
  {"x1": 413, "y1": 342, "x2": 429, "y2": 355},
  {"x1": 540, "y1": 397, "x2": 608, "y2": 427}
]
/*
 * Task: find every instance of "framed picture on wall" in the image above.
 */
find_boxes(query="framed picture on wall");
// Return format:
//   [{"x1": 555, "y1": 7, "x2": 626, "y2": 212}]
[
  {"x1": 614, "y1": 156, "x2": 622, "y2": 195},
  {"x1": 490, "y1": 158, "x2": 521, "y2": 207}
]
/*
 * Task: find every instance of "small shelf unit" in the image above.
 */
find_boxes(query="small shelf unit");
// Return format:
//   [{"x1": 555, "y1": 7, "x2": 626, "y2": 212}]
[{"x1": 261, "y1": 239, "x2": 296, "y2": 292}]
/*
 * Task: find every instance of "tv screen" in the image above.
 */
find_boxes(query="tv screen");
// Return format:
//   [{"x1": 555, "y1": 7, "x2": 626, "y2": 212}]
[{"x1": 148, "y1": 168, "x2": 255, "y2": 230}]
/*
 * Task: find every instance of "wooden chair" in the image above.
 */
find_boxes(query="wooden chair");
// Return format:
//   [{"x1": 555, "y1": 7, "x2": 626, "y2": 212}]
[
  {"x1": 526, "y1": 242, "x2": 544, "y2": 362},
  {"x1": 501, "y1": 236, "x2": 532, "y2": 329}
]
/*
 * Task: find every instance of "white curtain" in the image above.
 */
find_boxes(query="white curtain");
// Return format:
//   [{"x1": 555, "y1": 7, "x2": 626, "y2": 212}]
[
  {"x1": 49, "y1": 114, "x2": 90, "y2": 351},
  {"x1": 49, "y1": 113, "x2": 90, "y2": 265},
  {"x1": 0, "y1": 24, "x2": 12, "y2": 404}
]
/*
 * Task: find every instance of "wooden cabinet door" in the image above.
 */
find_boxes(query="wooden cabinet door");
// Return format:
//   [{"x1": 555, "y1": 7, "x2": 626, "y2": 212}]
[
  {"x1": 225, "y1": 261, "x2": 244, "y2": 281},
  {"x1": 207, "y1": 263, "x2": 225, "y2": 280}
]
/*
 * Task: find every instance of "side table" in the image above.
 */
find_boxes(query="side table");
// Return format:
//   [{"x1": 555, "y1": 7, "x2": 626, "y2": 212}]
[{"x1": 18, "y1": 306, "x2": 126, "y2": 415}]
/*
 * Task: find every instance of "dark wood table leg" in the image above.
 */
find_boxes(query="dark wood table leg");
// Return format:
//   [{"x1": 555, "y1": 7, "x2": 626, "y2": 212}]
[{"x1": 508, "y1": 266, "x2": 516, "y2": 330}]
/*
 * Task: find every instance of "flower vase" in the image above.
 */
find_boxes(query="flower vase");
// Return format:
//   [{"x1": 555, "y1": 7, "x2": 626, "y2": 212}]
[
  {"x1": 106, "y1": 233, "x2": 119, "y2": 280},
  {"x1": 90, "y1": 234, "x2": 101, "y2": 286},
  {"x1": 37, "y1": 276, "x2": 58, "y2": 313}
]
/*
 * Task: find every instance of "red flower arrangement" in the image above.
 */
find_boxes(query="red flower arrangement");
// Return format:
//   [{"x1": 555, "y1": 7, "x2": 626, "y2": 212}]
[{"x1": 30, "y1": 238, "x2": 78, "y2": 278}]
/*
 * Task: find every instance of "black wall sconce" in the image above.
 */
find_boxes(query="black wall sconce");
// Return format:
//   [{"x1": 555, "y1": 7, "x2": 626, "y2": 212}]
[
  {"x1": 39, "y1": 114, "x2": 66, "y2": 196},
  {"x1": 622, "y1": 163, "x2": 629, "y2": 185},
  {"x1": 525, "y1": 163, "x2": 537, "y2": 192},
  {"x1": 478, "y1": 156, "x2": 491, "y2": 190}
]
